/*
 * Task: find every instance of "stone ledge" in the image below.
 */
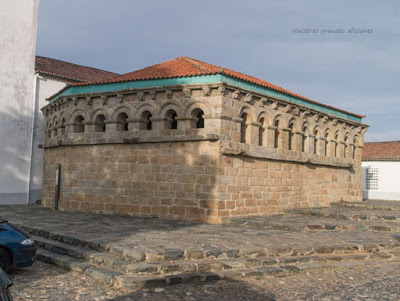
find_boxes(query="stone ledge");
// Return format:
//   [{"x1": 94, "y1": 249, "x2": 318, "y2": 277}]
[
  {"x1": 44, "y1": 133, "x2": 220, "y2": 148},
  {"x1": 219, "y1": 141, "x2": 354, "y2": 168}
]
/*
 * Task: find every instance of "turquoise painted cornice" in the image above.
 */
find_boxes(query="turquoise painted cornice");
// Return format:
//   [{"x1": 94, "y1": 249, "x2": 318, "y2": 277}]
[{"x1": 49, "y1": 74, "x2": 362, "y2": 123}]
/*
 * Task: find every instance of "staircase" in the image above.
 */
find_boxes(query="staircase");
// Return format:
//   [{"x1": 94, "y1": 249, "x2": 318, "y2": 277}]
[{"x1": 23, "y1": 221, "x2": 400, "y2": 291}]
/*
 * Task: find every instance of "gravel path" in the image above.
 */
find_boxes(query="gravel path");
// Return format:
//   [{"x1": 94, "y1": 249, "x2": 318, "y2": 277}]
[{"x1": 10, "y1": 259, "x2": 400, "y2": 300}]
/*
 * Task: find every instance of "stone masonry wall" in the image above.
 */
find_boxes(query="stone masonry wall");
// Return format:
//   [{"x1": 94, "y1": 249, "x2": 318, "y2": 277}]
[
  {"x1": 42, "y1": 141, "x2": 221, "y2": 222},
  {"x1": 41, "y1": 82, "x2": 367, "y2": 222}
]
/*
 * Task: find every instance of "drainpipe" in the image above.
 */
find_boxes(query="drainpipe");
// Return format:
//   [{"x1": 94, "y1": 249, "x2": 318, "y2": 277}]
[{"x1": 26, "y1": 73, "x2": 40, "y2": 204}]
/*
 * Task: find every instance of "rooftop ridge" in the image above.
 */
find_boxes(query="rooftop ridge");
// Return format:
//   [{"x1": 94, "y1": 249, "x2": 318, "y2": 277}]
[{"x1": 47, "y1": 56, "x2": 365, "y2": 119}]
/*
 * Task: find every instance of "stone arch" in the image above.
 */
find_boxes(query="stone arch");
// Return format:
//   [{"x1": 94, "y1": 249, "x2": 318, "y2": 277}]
[
  {"x1": 60, "y1": 116, "x2": 66, "y2": 135},
  {"x1": 54, "y1": 120, "x2": 59, "y2": 137},
  {"x1": 257, "y1": 111, "x2": 271, "y2": 127},
  {"x1": 164, "y1": 109, "x2": 178, "y2": 130},
  {"x1": 344, "y1": 132, "x2": 350, "y2": 158},
  {"x1": 47, "y1": 122, "x2": 52, "y2": 138},
  {"x1": 139, "y1": 110, "x2": 153, "y2": 130},
  {"x1": 184, "y1": 101, "x2": 212, "y2": 117},
  {"x1": 323, "y1": 129, "x2": 331, "y2": 156},
  {"x1": 73, "y1": 115, "x2": 85, "y2": 133},
  {"x1": 90, "y1": 108, "x2": 109, "y2": 122},
  {"x1": 69, "y1": 109, "x2": 87, "y2": 123},
  {"x1": 352, "y1": 134, "x2": 360, "y2": 159},
  {"x1": 238, "y1": 105, "x2": 255, "y2": 122},
  {"x1": 313, "y1": 126, "x2": 320, "y2": 155},
  {"x1": 239, "y1": 107, "x2": 252, "y2": 144},
  {"x1": 287, "y1": 117, "x2": 298, "y2": 151},
  {"x1": 273, "y1": 115, "x2": 283, "y2": 148},
  {"x1": 135, "y1": 103, "x2": 156, "y2": 120},
  {"x1": 301, "y1": 122, "x2": 309, "y2": 152},
  {"x1": 159, "y1": 102, "x2": 182, "y2": 118},
  {"x1": 257, "y1": 112, "x2": 270, "y2": 147},
  {"x1": 111, "y1": 105, "x2": 131, "y2": 121}
]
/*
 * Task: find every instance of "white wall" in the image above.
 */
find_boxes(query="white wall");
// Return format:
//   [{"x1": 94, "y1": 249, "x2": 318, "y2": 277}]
[
  {"x1": 0, "y1": 0, "x2": 39, "y2": 204},
  {"x1": 28, "y1": 76, "x2": 67, "y2": 203},
  {"x1": 362, "y1": 161, "x2": 400, "y2": 201}
]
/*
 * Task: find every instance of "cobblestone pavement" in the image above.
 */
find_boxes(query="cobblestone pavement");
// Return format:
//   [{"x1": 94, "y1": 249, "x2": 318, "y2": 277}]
[
  {"x1": 10, "y1": 259, "x2": 400, "y2": 300},
  {"x1": 1, "y1": 205, "x2": 400, "y2": 256}
]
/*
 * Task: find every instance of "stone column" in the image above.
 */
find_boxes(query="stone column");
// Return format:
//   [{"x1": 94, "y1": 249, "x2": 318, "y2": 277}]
[
  {"x1": 105, "y1": 121, "x2": 118, "y2": 132},
  {"x1": 338, "y1": 142, "x2": 345, "y2": 158},
  {"x1": 232, "y1": 117, "x2": 245, "y2": 143},
  {"x1": 318, "y1": 137, "x2": 327, "y2": 156},
  {"x1": 292, "y1": 131, "x2": 303, "y2": 152},
  {"x1": 250, "y1": 121, "x2": 261, "y2": 145},
  {"x1": 175, "y1": 116, "x2": 194, "y2": 130},
  {"x1": 281, "y1": 128, "x2": 290, "y2": 150},
  {"x1": 64, "y1": 122, "x2": 74, "y2": 136},
  {"x1": 266, "y1": 125, "x2": 277, "y2": 148},
  {"x1": 127, "y1": 118, "x2": 140, "y2": 131},
  {"x1": 84, "y1": 121, "x2": 96, "y2": 133},
  {"x1": 149, "y1": 117, "x2": 165, "y2": 130}
]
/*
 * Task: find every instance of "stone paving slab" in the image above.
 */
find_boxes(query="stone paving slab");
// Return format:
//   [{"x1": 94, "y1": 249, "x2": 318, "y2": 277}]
[
  {"x1": 2, "y1": 205, "x2": 400, "y2": 257},
  {"x1": 290, "y1": 206, "x2": 400, "y2": 221},
  {"x1": 337, "y1": 200, "x2": 400, "y2": 211},
  {"x1": 223, "y1": 214, "x2": 400, "y2": 232}
]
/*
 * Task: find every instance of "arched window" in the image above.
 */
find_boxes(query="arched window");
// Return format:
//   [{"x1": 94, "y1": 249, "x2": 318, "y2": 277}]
[
  {"x1": 288, "y1": 122, "x2": 294, "y2": 151},
  {"x1": 302, "y1": 124, "x2": 307, "y2": 152},
  {"x1": 95, "y1": 115, "x2": 106, "y2": 132},
  {"x1": 258, "y1": 117, "x2": 265, "y2": 146},
  {"x1": 344, "y1": 136, "x2": 349, "y2": 158},
  {"x1": 74, "y1": 115, "x2": 85, "y2": 133},
  {"x1": 190, "y1": 109, "x2": 205, "y2": 129},
  {"x1": 324, "y1": 132, "x2": 329, "y2": 156},
  {"x1": 274, "y1": 120, "x2": 280, "y2": 148},
  {"x1": 54, "y1": 121, "x2": 58, "y2": 137},
  {"x1": 61, "y1": 118, "x2": 66, "y2": 135},
  {"x1": 240, "y1": 113, "x2": 248, "y2": 143},
  {"x1": 195, "y1": 110, "x2": 204, "y2": 128},
  {"x1": 335, "y1": 134, "x2": 339, "y2": 157},
  {"x1": 353, "y1": 137, "x2": 357, "y2": 159},
  {"x1": 140, "y1": 111, "x2": 152, "y2": 130},
  {"x1": 165, "y1": 110, "x2": 178, "y2": 129},
  {"x1": 116, "y1": 112, "x2": 129, "y2": 131},
  {"x1": 47, "y1": 123, "x2": 52, "y2": 138},
  {"x1": 313, "y1": 128, "x2": 318, "y2": 155}
]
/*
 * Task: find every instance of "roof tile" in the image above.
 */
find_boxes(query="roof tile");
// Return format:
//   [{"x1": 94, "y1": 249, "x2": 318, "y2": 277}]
[
  {"x1": 35, "y1": 56, "x2": 119, "y2": 83},
  {"x1": 66, "y1": 56, "x2": 364, "y2": 118},
  {"x1": 363, "y1": 141, "x2": 400, "y2": 161}
]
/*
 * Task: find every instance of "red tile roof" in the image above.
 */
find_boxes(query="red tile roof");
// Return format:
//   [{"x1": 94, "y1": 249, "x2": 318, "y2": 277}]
[
  {"x1": 35, "y1": 56, "x2": 119, "y2": 83},
  {"x1": 63, "y1": 56, "x2": 364, "y2": 118},
  {"x1": 363, "y1": 141, "x2": 400, "y2": 161}
]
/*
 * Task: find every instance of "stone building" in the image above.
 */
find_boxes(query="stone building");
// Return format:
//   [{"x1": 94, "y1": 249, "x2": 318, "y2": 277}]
[{"x1": 41, "y1": 56, "x2": 368, "y2": 223}]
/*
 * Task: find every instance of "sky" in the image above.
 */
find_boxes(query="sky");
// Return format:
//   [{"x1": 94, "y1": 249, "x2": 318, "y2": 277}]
[{"x1": 36, "y1": 0, "x2": 400, "y2": 142}]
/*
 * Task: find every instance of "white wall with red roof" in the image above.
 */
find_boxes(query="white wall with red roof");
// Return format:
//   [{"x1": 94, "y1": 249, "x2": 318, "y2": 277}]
[{"x1": 362, "y1": 161, "x2": 400, "y2": 201}]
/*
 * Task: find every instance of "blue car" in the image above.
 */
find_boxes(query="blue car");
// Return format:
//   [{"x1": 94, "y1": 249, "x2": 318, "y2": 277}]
[{"x1": 0, "y1": 219, "x2": 36, "y2": 273}]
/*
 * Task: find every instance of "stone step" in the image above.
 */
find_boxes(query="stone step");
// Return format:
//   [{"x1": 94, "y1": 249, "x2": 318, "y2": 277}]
[
  {"x1": 33, "y1": 235, "x2": 99, "y2": 260},
  {"x1": 222, "y1": 215, "x2": 400, "y2": 232},
  {"x1": 36, "y1": 246, "x2": 396, "y2": 292},
  {"x1": 289, "y1": 208, "x2": 400, "y2": 222},
  {"x1": 29, "y1": 224, "x2": 400, "y2": 270},
  {"x1": 332, "y1": 201, "x2": 400, "y2": 212},
  {"x1": 36, "y1": 237, "x2": 394, "y2": 278}
]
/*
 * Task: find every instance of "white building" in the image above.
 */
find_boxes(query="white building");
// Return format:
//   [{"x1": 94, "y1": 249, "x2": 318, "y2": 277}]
[
  {"x1": 0, "y1": 0, "x2": 118, "y2": 204},
  {"x1": 362, "y1": 141, "x2": 400, "y2": 201},
  {"x1": 31, "y1": 57, "x2": 118, "y2": 202},
  {"x1": 0, "y1": 0, "x2": 39, "y2": 204}
]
